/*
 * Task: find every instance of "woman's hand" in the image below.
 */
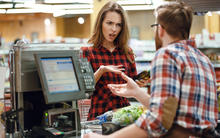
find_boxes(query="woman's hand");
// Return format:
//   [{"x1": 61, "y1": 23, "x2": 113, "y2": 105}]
[
  {"x1": 100, "y1": 65, "x2": 124, "y2": 74},
  {"x1": 94, "y1": 65, "x2": 124, "y2": 84}
]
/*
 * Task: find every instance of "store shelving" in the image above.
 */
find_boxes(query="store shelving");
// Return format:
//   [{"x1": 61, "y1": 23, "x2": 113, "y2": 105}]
[
  {"x1": 214, "y1": 63, "x2": 220, "y2": 68},
  {"x1": 130, "y1": 39, "x2": 155, "y2": 73},
  {"x1": 0, "y1": 50, "x2": 9, "y2": 55}
]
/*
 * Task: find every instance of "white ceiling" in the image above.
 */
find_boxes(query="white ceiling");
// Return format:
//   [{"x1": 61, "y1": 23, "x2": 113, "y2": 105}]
[
  {"x1": 0, "y1": 0, "x2": 219, "y2": 16},
  {"x1": 0, "y1": 0, "x2": 154, "y2": 16}
]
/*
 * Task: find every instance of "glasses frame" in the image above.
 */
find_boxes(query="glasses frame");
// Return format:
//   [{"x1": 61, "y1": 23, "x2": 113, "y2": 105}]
[{"x1": 150, "y1": 23, "x2": 159, "y2": 28}]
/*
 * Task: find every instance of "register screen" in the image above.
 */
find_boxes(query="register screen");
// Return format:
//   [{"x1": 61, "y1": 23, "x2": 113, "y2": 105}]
[{"x1": 40, "y1": 57, "x2": 79, "y2": 94}]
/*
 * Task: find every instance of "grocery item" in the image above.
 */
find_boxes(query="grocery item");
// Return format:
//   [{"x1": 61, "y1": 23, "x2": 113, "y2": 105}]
[{"x1": 112, "y1": 105, "x2": 145, "y2": 126}]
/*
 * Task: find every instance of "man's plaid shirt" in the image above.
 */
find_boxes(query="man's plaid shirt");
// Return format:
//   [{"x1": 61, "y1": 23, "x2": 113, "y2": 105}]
[{"x1": 136, "y1": 40, "x2": 218, "y2": 137}]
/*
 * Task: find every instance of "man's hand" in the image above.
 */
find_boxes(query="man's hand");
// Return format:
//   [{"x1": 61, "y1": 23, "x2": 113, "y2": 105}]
[
  {"x1": 135, "y1": 79, "x2": 150, "y2": 87},
  {"x1": 83, "y1": 132, "x2": 109, "y2": 138},
  {"x1": 108, "y1": 73, "x2": 150, "y2": 107},
  {"x1": 108, "y1": 73, "x2": 141, "y2": 98}
]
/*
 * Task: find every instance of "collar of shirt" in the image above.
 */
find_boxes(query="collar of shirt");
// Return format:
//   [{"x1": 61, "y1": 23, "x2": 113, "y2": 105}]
[
  {"x1": 171, "y1": 39, "x2": 196, "y2": 48},
  {"x1": 98, "y1": 46, "x2": 121, "y2": 53}
]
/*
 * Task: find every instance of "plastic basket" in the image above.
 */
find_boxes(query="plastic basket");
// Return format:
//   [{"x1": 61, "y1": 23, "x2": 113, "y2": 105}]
[{"x1": 77, "y1": 99, "x2": 91, "y2": 122}]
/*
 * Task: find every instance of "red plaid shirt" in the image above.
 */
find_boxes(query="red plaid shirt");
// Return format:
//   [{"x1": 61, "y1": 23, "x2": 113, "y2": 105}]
[{"x1": 81, "y1": 46, "x2": 137, "y2": 120}]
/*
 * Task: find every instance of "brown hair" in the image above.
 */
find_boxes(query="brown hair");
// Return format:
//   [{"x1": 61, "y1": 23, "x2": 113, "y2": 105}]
[
  {"x1": 155, "y1": 2, "x2": 193, "y2": 39},
  {"x1": 88, "y1": 1, "x2": 134, "y2": 63}
]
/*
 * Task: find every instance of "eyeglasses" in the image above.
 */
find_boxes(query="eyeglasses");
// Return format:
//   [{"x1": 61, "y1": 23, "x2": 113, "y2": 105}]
[
  {"x1": 150, "y1": 23, "x2": 159, "y2": 28},
  {"x1": 150, "y1": 23, "x2": 165, "y2": 29}
]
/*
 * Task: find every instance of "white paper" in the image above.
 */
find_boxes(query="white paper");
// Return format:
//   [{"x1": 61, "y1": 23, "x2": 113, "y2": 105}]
[{"x1": 0, "y1": 67, "x2": 6, "y2": 99}]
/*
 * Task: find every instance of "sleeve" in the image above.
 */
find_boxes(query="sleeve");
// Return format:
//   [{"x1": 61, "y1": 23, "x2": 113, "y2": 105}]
[
  {"x1": 80, "y1": 46, "x2": 90, "y2": 61},
  {"x1": 135, "y1": 50, "x2": 181, "y2": 137},
  {"x1": 128, "y1": 48, "x2": 137, "y2": 79}
]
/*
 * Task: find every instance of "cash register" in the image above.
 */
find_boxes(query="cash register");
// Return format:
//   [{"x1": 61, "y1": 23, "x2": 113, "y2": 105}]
[
  {"x1": 7, "y1": 44, "x2": 95, "y2": 138},
  {"x1": 33, "y1": 51, "x2": 95, "y2": 137}
]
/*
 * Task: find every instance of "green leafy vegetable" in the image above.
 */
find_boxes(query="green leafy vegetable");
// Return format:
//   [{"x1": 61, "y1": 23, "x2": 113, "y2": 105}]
[{"x1": 112, "y1": 105, "x2": 144, "y2": 126}]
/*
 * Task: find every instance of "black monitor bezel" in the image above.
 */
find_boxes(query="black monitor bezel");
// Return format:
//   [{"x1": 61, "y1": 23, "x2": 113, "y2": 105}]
[{"x1": 34, "y1": 52, "x2": 86, "y2": 104}]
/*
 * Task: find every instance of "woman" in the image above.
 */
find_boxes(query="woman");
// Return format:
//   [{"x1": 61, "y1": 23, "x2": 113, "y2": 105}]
[{"x1": 81, "y1": 1, "x2": 138, "y2": 120}]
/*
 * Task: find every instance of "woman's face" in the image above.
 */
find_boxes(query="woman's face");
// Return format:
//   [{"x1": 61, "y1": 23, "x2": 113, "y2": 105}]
[{"x1": 102, "y1": 11, "x2": 122, "y2": 44}]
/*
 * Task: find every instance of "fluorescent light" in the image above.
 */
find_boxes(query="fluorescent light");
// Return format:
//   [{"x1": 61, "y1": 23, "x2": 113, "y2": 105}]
[
  {"x1": 0, "y1": 4, "x2": 13, "y2": 8},
  {"x1": 0, "y1": 9, "x2": 6, "y2": 13},
  {"x1": 0, "y1": 0, "x2": 35, "y2": 3},
  {"x1": 15, "y1": 3, "x2": 92, "y2": 10},
  {"x1": 51, "y1": 4, "x2": 93, "y2": 10},
  {"x1": 64, "y1": 9, "x2": 92, "y2": 14},
  {"x1": 0, "y1": 0, "x2": 13, "y2": 2},
  {"x1": 117, "y1": 0, "x2": 152, "y2": 5},
  {"x1": 122, "y1": 5, "x2": 154, "y2": 11},
  {"x1": 6, "y1": 9, "x2": 41, "y2": 14},
  {"x1": 26, "y1": 4, "x2": 51, "y2": 9},
  {"x1": 152, "y1": 0, "x2": 168, "y2": 9},
  {"x1": 44, "y1": 0, "x2": 93, "y2": 4},
  {"x1": 15, "y1": 1, "x2": 36, "y2": 8},
  {"x1": 53, "y1": 9, "x2": 92, "y2": 17}
]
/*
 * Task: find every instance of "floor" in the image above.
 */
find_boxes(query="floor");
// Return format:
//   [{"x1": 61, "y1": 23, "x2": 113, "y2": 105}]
[{"x1": 0, "y1": 122, "x2": 5, "y2": 138}]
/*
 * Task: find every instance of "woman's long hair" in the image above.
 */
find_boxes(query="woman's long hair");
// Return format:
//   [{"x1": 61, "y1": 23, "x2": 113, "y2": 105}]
[{"x1": 88, "y1": 1, "x2": 134, "y2": 63}]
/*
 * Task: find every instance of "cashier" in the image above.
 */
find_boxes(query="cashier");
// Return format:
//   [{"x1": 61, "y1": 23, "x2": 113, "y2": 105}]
[{"x1": 84, "y1": 1, "x2": 218, "y2": 138}]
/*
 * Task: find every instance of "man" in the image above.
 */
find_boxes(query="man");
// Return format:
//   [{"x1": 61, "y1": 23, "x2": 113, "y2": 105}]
[{"x1": 83, "y1": 1, "x2": 218, "y2": 138}]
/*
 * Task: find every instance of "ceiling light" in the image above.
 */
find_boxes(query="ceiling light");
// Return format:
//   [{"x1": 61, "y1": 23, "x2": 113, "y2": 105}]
[
  {"x1": 0, "y1": 0, "x2": 35, "y2": 3},
  {"x1": 44, "y1": 0, "x2": 93, "y2": 4},
  {"x1": 6, "y1": 9, "x2": 41, "y2": 14},
  {"x1": 0, "y1": 9, "x2": 6, "y2": 13},
  {"x1": 53, "y1": 9, "x2": 92, "y2": 17},
  {"x1": 0, "y1": 0, "x2": 13, "y2": 2},
  {"x1": 117, "y1": 0, "x2": 152, "y2": 5},
  {"x1": 78, "y1": 17, "x2": 84, "y2": 24},
  {"x1": 0, "y1": 4, "x2": 13, "y2": 8},
  {"x1": 44, "y1": 18, "x2": 51, "y2": 26},
  {"x1": 122, "y1": 5, "x2": 154, "y2": 11},
  {"x1": 51, "y1": 4, "x2": 93, "y2": 10}
]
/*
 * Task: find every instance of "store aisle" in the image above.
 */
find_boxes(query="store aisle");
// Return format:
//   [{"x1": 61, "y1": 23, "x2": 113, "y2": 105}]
[{"x1": 0, "y1": 122, "x2": 5, "y2": 138}]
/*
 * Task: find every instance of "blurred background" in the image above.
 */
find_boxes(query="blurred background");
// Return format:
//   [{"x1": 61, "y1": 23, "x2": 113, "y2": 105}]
[{"x1": 0, "y1": 0, "x2": 220, "y2": 112}]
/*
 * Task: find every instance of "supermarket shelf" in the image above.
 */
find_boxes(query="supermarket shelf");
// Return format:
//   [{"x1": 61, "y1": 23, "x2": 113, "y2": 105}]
[
  {"x1": 135, "y1": 57, "x2": 152, "y2": 62},
  {"x1": 0, "y1": 50, "x2": 9, "y2": 55},
  {"x1": 214, "y1": 64, "x2": 220, "y2": 68},
  {"x1": 198, "y1": 46, "x2": 220, "y2": 49}
]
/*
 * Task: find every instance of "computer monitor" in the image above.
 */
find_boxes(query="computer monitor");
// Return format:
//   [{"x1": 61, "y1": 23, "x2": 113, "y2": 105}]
[{"x1": 34, "y1": 52, "x2": 95, "y2": 104}]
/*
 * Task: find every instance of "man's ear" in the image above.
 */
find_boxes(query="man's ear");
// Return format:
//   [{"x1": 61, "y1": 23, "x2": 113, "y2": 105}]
[{"x1": 158, "y1": 25, "x2": 164, "y2": 37}]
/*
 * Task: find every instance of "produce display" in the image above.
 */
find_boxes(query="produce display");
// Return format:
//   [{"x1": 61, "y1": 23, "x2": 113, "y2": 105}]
[{"x1": 112, "y1": 105, "x2": 145, "y2": 126}]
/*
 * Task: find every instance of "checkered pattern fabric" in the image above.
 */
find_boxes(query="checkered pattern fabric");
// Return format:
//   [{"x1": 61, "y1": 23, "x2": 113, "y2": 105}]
[
  {"x1": 81, "y1": 46, "x2": 137, "y2": 120},
  {"x1": 136, "y1": 40, "x2": 218, "y2": 137}
]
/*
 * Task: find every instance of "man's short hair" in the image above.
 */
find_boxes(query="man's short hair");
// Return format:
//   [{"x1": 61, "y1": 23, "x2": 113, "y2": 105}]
[{"x1": 156, "y1": 2, "x2": 193, "y2": 39}]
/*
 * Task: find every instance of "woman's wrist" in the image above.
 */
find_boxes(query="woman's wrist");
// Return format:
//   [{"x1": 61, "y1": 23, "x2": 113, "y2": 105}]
[{"x1": 99, "y1": 65, "x2": 105, "y2": 74}]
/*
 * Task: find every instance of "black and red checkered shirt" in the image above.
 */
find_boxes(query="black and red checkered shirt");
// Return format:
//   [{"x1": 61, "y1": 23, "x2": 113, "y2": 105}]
[{"x1": 81, "y1": 46, "x2": 137, "y2": 120}]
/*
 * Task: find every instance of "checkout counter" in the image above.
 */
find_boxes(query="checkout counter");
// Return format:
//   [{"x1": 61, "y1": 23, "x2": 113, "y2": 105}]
[{"x1": 5, "y1": 42, "x2": 96, "y2": 137}]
